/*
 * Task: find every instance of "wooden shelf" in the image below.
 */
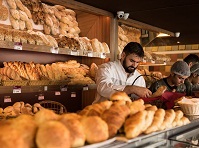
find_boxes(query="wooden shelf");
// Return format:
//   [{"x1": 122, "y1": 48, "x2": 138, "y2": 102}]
[
  {"x1": 0, "y1": 84, "x2": 97, "y2": 94},
  {"x1": 0, "y1": 40, "x2": 110, "y2": 59}
]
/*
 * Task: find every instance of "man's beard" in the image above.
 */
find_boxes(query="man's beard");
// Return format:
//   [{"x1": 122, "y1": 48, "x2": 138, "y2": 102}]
[{"x1": 122, "y1": 59, "x2": 137, "y2": 74}]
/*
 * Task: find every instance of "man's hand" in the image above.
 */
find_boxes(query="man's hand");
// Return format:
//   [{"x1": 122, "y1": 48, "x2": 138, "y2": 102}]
[{"x1": 124, "y1": 85, "x2": 152, "y2": 98}]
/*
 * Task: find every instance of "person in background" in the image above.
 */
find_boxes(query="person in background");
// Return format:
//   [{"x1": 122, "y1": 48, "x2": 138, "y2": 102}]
[
  {"x1": 93, "y1": 42, "x2": 152, "y2": 104},
  {"x1": 149, "y1": 61, "x2": 190, "y2": 93},
  {"x1": 183, "y1": 54, "x2": 199, "y2": 67},
  {"x1": 184, "y1": 63, "x2": 199, "y2": 96}
]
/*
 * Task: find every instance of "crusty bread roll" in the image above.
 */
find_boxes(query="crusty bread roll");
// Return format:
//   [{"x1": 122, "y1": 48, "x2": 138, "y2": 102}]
[
  {"x1": 36, "y1": 121, "x2": 71, "y2": 148},
  {"x1": 89, "y1": 63, "x2": 98, "y2": 79},
  {"x1": 0, "y1": 5, "x2": 8, "y2": 21},
  {"x1": 159, "y1": 109, "x2": 176, "y2": 130},
  {"x1": 125, "y1": 110, "x2": 147, "y2": 139},
  {"x1": 0, "y1": 67, "x2": 22, "y2": 80},
  {"x1": 59, "y1": 117, "x2": 85, "y2": 147},
  {"x1": 128, "y1": 99, "x2": 145, "y2": 115},
  {"x1": 144, "y1": 108, "x2": 165, "y2": 134},
  {"x1": 150, "y1": 85, "x2": 167, "y2": 98},
  {"x1": 81, "y1": 116, "x2": 108, "y2": 144},
  {"x1": 110, "y1": 91, "x2": 132, "y2": 103},
  {"x1": 10, "y1": 9, "x2": 20, "y2": 20},
  {"x1": 172, "y1": 110, "x2": 184, "y2": 127},
  {"x1": 34, "y1": 108, "x2": 59, "y2": 125},
  {"x1": 6, "y1": 0, "x2": 17, "y2": 9},
  {"x1": 101, "y1": 103, "x2": 130, "y2": 138}
]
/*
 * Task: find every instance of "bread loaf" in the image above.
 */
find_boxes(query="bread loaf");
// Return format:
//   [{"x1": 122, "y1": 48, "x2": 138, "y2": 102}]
[
  {"x1": 159, "y1": 109, "x2": 176, "y2": 130},
  {"x1": 144, "y1": 108, "x2": 165, "y2": 134},
  {"x1": 150, "y1": 85, "x2": 167, "y2": 98},
  {"x1": 101, "y1": 104, "x2": 130, "y2": 138},
  {"x1": 128, "y1": 99, "x2": 145, "y2": 115},
  {"x1": 110, "y1": 91, "x2": 132, "y2": 102},
  {"x1": 36, "y1": 121, "x2": 71, "y2": 148},
  {"x1": 172, "y1": 110, "x2": 184, "y2": 127},
  {"x1": 81, "y1": 116, "x2": 108, "y2": 144},
  {"x1": 124, "y1": 110, "x2": 147, "y2": 139},
  {"x1": 0, "y1": 67, "x2": 22, "y2": 80},
  {"x1": 59, "y1": 117, "x2": 85, "y2": 147}
]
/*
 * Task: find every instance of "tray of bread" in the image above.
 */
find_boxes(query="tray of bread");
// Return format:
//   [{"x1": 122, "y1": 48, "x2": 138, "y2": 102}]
[{"x1": 0, "y1": 92, "x2": 192, "y2": 147}]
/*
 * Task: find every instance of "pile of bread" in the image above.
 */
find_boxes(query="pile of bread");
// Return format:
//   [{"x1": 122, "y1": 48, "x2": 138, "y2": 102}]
[
  {"x1": 118, "y1": 25, "x2": 141, "y2": 58},
  {"x1": 0, "y1": 60, "x2": 96, "y2": 85},
  {"x1": 0, "y1": 0, "x2": 110, "y2": 54},
  {"x1": 0, "y1": 101, "x2": 44, "y2": 117},
  {"x1": 0, "y1": 91, "x2": 190, "y2": 148}
]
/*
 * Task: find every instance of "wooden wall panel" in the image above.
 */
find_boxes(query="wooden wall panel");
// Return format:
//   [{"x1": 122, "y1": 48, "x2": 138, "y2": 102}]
[{"x1": 77, "y1": 12, "x2": 110, "y2": 45}]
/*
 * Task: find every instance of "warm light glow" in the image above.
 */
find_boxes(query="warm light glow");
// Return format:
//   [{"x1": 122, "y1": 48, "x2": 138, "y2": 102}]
[{"x1": 156, "y1": 33, "x2": 170, "y2": 37}]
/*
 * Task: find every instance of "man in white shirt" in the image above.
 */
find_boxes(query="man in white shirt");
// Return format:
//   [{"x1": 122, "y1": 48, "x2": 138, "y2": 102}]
[{"x1": 93, "y1": 42, "x2": 152, "y2": 103}]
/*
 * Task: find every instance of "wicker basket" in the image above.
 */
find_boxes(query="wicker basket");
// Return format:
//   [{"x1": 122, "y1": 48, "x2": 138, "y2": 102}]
[
  {"x1": 39, "y1": 100, "x2": 67, "y2": 114},
  {"x1": 28, "y1": 80, "x2": 50, "y2": 86},
  {"x1": 2, "y1": 80, "x2": 28, "y2": 86},
  {"x1": 178, "y1": 100, "x2": 199, "y2": 115}
]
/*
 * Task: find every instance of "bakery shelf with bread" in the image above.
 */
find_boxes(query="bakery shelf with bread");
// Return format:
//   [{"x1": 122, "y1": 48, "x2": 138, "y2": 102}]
[
  {"x1": 0, "y1": 91, "x2": 194, "y2": 148},
  {"x1": 0, "y1": 60, "x2": 98, "y2": 86}
]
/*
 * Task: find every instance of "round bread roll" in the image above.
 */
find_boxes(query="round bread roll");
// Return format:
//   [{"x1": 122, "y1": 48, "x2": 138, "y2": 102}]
[
  {"x1": 59, "y1": 117, "x2": 85, "y2": 147},
  {"x1": 36, "y1": 121, "x2": 70, "y2": 148},
  {"x1": 34, "y1": 108, "x2": 59, "y2": 124},
  {"x1": 110, "y1": 91, "x2": 132, "y2": 102},
  {"x1": 81, "y1": 116, "x2": 109, "y2": 144}
]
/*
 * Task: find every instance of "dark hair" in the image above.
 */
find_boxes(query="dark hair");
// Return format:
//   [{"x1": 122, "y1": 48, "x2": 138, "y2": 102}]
[
  {"x1": 183, "y1": 54, "x2": 199, "y2": 65},
  {"x1": 123, "y1": 42, "x2": 144, "y2": 58}
]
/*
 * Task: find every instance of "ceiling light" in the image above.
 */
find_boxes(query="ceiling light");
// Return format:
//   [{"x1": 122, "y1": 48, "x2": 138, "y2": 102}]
[{"x1": 156, "y1": 33, "x2": 170, "y2": 37}]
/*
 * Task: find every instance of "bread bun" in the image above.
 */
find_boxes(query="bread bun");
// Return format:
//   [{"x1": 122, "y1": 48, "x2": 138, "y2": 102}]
[
  {"x1": 81, "y1": 116, "x2": 108, "y2": 144},
  {"x1": 110, "y1": 91, "x2": 132, "y2": 102},
  {"x1": 36, "y1": 121, "x2": 70, "y2": 148}
]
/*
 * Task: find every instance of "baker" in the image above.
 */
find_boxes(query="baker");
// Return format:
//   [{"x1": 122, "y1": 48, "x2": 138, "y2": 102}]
[{"x1": 93, "y1": 42, "x2": 152, "y2": 104}]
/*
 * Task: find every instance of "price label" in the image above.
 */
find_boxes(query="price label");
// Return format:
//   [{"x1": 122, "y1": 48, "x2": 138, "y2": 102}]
[
  {"x1": 60, "y1": 85, "x2": 67, "y2": 91},
  {"x1": 87, "y1": 52, "x2": 93, "y2": 57},
  {"x1": 151, "y1": 60, "x2": 155, "y2": 64},
  {"x1": 13, "y1": 86, "x2": 21, "y2": 93},
  {"x1": 83, "y1": 85, "x2": 88, "y2": 91},
  {"x1": 14, "y1": 42, "x2": 22, "y2": 50},
  {"x1": 55, "y1": 91, "x2": 61, "y2": 95},
  {"x1": 38, "y1": 95, "x2": 44, "y2": 100},
  {"x1": 4, "y1": 96, "x2": 12, "y2": 103},
  {"x1": 100, "y1": 53, "x2": 106, "y2": 59},
  {"x1": 71, "y1": 92, "x2": 76, "y2": 98},
  {"x1": 50, "y1": 47, "x2": 59, "y2": 54},
  {"x1": 71, "y1": 50, "x2": 79, "y2": 56},
  {"x1": 44, "y1": 86, "x2": 48, "y2": 91}
]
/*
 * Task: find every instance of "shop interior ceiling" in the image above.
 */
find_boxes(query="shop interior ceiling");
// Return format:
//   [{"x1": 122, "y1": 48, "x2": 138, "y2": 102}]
[{"x1": 72, "y1": 0, "x2": 199, "y2": 46}]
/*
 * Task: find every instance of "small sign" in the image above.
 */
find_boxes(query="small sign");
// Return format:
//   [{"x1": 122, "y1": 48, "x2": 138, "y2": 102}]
[
  {"x1": 14, "y1": 42, "x2": 22, "y2": 50},
  {"x1": 4, "y1": 96, "x2": 12, "y2": 103},
  {"x1": 38, "y1": 94, "x2": 44, "y2": 100},
  {"x1": 100, "y1": 53, "x2": 106, "y2": 59},
  {"x1": 13, "y1": 86, "x2": 21, "y2": 93},
  {"x1": 44, "y1": 86, "x2": 48, "y2": 91},
  {"x1": 60, "y1": 85, "x2": 67, "y2": 91},
  {"x1": 87, "y1": 52, "x2": 93, "y2": 57},
  {"x1": 71, "y1": 92, "x2": 76, "y2": 98},
  {"x1": 55, "y1": 91, "x2": 61, "y2": 95},
  {"x1": 83, "y1": 85, "x2": 89, "y2": 91},
  {"x1": 50, "y1": 47, "x2": 59, "y2": 54},
  {"x1": 71, "y1": 50, "x2": 79, "y2": 56}
]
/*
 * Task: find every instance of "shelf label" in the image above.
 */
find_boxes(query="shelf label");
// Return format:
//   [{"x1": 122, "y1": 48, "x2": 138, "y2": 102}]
[
  {"x1": 50, "y1": 47, "x2": 59, "y2": 54},
  {"x1": 100, "y1": 53, "x2": 106, "y2": 59},
  {"x1": 38, "y1": 94, "x2": 44, "y2": 100},
  {"x1": 4, "y1": 96, "x2": 12, "y2": 103},
  {"x1": 71, "y1": 50, "x2": 79, "y2": 56},
  {"x1": 13, "y1": 86, "x2": 21, "y2": 93},
  {"x1": 14, "y1": 42, "x2": 22, "y2": 50},
  {"x1": 71, "y1": 92, "x2": 76, "y2": 98},
  {"x1": 44, "y1": 86, "x2": 48, "y2": 91},
  {"x1": 55, "y1": 91, "x2": 61, "y2": 95},
  {"x1": 60, "y1": 85, "x2": 67, "y2": 91},
  {"x1": 87, "y1": 52, "x2": 93, "y2": 57},
  {"x1": 83, "y1": 85, "x2": 89, "y2": 91}
]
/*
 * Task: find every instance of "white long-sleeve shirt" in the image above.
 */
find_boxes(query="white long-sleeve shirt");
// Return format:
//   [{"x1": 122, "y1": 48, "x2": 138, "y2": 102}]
[{"x1": 93, "y1": 60, "x2": 146, "y2": 103}]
